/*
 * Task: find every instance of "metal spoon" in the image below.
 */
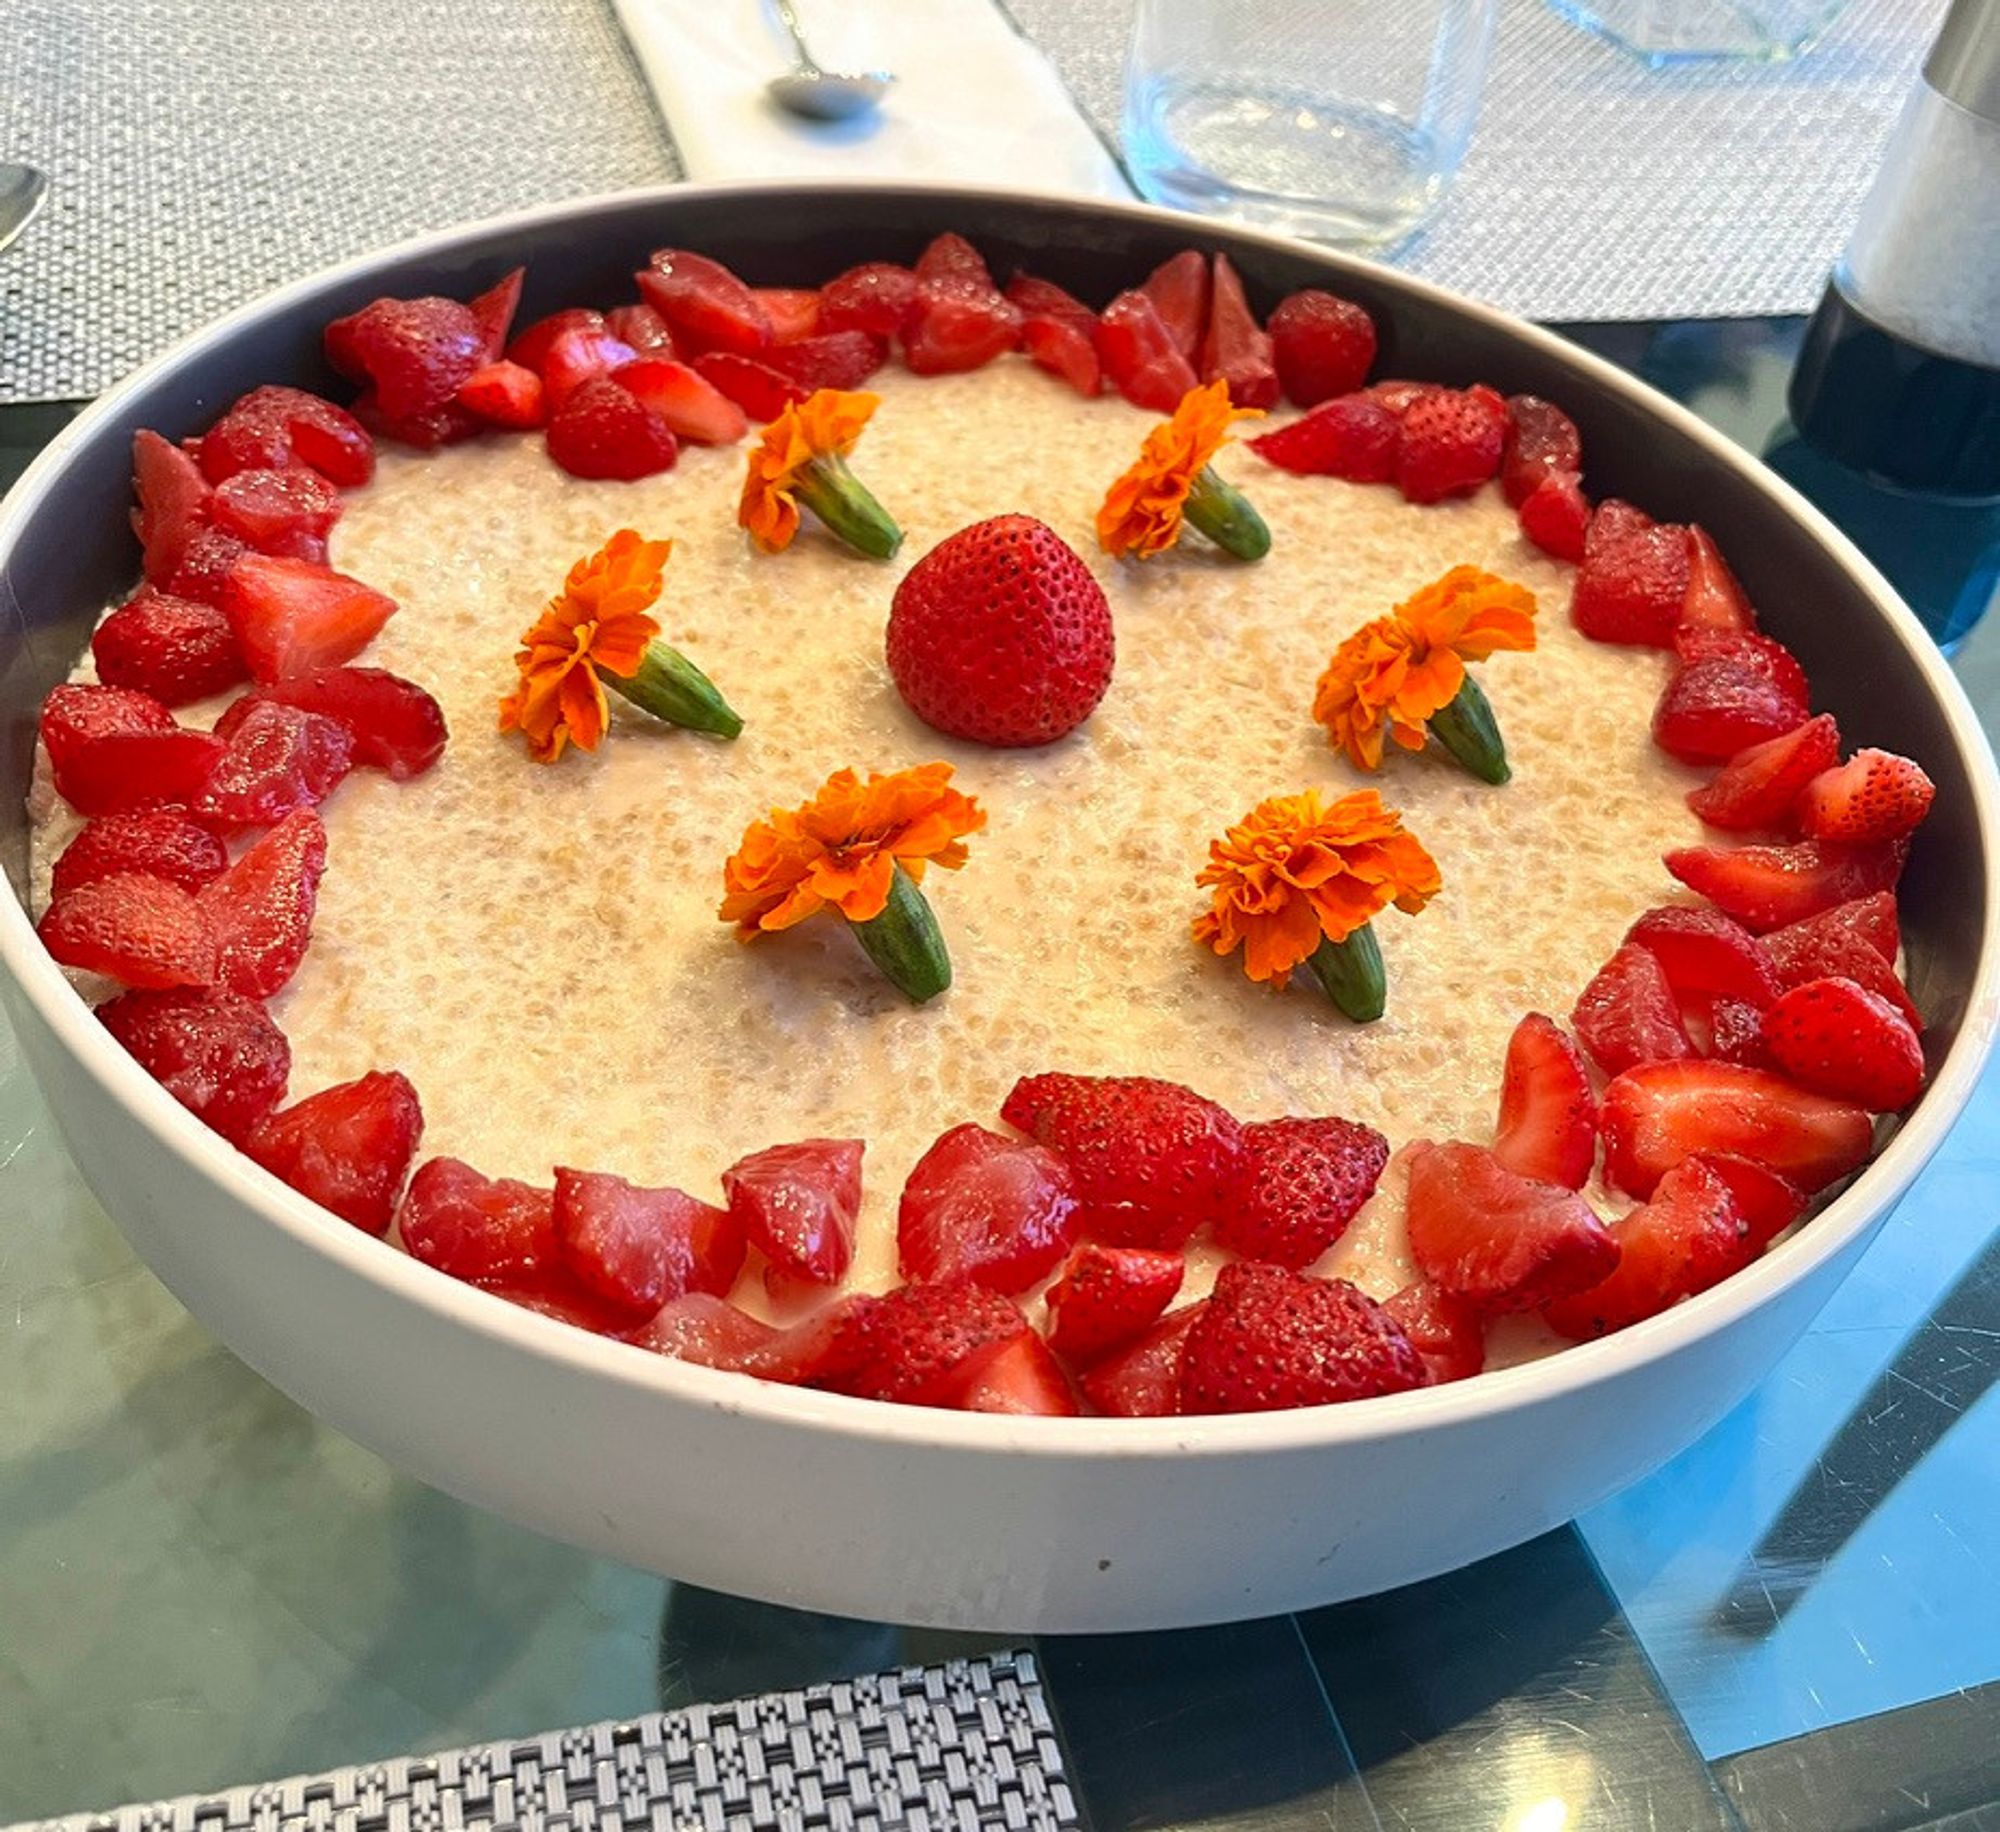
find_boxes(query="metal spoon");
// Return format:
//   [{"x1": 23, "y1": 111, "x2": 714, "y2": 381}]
[
  {"x1": 0, "y1": 164, "x2": 48, "y2": 256},
  {"x1": 765, "y1": 0, "x2": 892, "y2": 122}
]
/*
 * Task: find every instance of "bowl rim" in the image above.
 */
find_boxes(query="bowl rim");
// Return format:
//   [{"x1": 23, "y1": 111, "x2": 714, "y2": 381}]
[{"x1": 4, "y1": 175, "x2": 1998, "y2": 1461}]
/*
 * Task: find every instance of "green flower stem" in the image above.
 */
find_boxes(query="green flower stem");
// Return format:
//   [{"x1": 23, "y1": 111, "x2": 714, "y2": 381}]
[
  {"x1": 609, "y1": 639, "x2": 743, "y2": 739},
  {"x1": 1426, "y1": 671, "x2": 1510, "y2": 785},
  {"x1": 848, "y1": 863, "x2": 951, "y2": 1004},
  {"x1": 794, "y1": 453, "x2": 903, "y2": 560},
  {"x1": 1183, "y1": 464, "x2": 1271, "y2": 561},
  {"x1": 1305, "y1": 923, "x2": 1386, "y2": 1024}
]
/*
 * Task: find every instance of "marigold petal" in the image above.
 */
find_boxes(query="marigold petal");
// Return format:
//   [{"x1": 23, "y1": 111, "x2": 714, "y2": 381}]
[{"x1": 1096, "y1": 379, "x2": 1260, "y2": 560}]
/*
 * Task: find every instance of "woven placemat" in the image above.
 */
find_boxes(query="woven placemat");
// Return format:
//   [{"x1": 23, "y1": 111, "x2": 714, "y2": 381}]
[{"x1": 8, "y1": 1653, "x2": 1075, "y2": 1832}]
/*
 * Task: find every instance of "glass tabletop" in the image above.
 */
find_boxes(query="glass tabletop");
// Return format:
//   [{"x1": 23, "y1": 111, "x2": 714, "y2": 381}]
[{"x1": 4, "y1": 319, "x2": 1999, "y2": 1832}]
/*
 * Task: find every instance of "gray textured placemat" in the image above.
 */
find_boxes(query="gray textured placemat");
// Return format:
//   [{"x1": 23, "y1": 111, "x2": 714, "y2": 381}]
[{"x1": 7, "y1": 1652, "x2": 1075, "y2": 1832}]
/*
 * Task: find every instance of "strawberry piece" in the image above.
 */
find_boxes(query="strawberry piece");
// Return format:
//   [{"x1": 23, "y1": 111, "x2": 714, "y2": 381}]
[
  {"x1": 1179, "y1": 1262, "x2": 1427, "y2": 1414},
  {"x1": 1382, "y1": 1281, "x2": 1486, "y2": 1384},
  {"x1": 495, "y1": 1270, "x2": 647, "y2": 1339},
  {"x1": 1762, "y1": 977, "x2": 1925, "y2": 1111},
  {"x1": 246, "y1": 1070, "x2": 423, "y2": 1234},
  {"x1": 91, "y1": 589, "x2": 247, "y2": 706},
  {"x1": 612, "y1": 359, "x2": 748, "y2": 444},
  {"x1": 1359, "y1": 379, "x2": 1439, "y2": 416},
  {"x1": 466, "y1": 267, "x2": 524, "y2": 363},
  {"x1": 553, "y1": 1168, "x2": 744, "y2": 1313},
  {"x1": 822, "y1": 1280, "x2": 1029, "y2": 1408},
  {"x1": 602, "y1": 302, "x2": 676, "y2": 356},
  {"x1": 1405, "y1": 1141, "x2": 1620, "y2": 1314},
  {"x1": 198, "y1": 808, "x2": 327, "y2": 998},
  {"x1": 220, "y1": 554, "x2": 398, "y2": 683},
  {"x1": 455, "y1": 360, "x2": 547, "y2": 429},
  {"x1": 397, "y1": 1156, "x2": 558, "y2": 1285},
  {"x1": 98, "y1": 986, "x2": 288, "y2": 1143},
  {"x1": 324, "y1": 295, "x2": 485, "y2": 419},
  {"x1": 1395, "y1": 385, "x2": 1508, "y2": 504},
  {"x1": 1704, "y1": 995, "x2": 1774, "y2": 1068},
  {"x1": 636, "y1": 1292, "x2": 781, "y2": 1370},
  {"x1": 1543, "y1": 1157, "x2": 1751, "y2": 1340},
  {"x1": 1139, "y1": 250, "x2": 1209, "y2": 362},
  {"x1": 350, "y1": 388, "x2": 483, "y2": 452},
  {"x1": 1687, "y1": 713, "x2": 1841, "y2": 832},
  {"x1": 1214, "y1": 1115, "x2": 1388, "y2": 1268},
  {"x1": 198, "y1": 386, "x2": 375, "y2": 489},
  {"x1": 818, "y1": 261, "x2": 918, "y2": 337},
  {"x1": 56, "y1": 730, "x2": 225, "y2": 818},
  {"x1": 132, "y1": 429, "x2": 213, "y2": 586},
  {"x1": 896, "y1": 1122, "x2": 1077, "y2": 1294},
  {"x1": 1267, "y1": 289, "x2": 1376, "y2": 406},
  {"x1": 1599, "y1": 1060, "x2": 1873, "y2": 1198},
  {"x1": 945, "y1": 1331, "x2": 1080, "y2": 1416},
  {"x1": 221, "y1": 667, "x2": 447, "y2": 780},
  {"x1": 1763, "y1": 897, "x2": 1917, "y2": 1028},
  {"x1": 1665, "y1": 838, "x2": 1906, "y2": 932},
  {"x1": 1079, "y1": 1304, "x2": 1203, "y2": 1416},
  {"x1": 1572, "y1": 943, "x2": 1694, "y2": 1076},
  {"x1": 760, "y1": 330, "x2": 888, "y2": 393},
  {"x1": 887, "y1": 514, "x2": 1114, "y2": 747},
  {"x1": 193, "y1": 701, "x2": 353, "y2": 828},
  {"x1": 544, "y1": 377, "x2": 678, "y2": 482},
  {"x1": 1516, "y1": 470, "x2": 1590, "y2": 562},
  {"x1": 1095, "y1": 290, "x2": 1200, "y2": 412},
  {"x1": 1572, "y1": 500, "x2": 1688, "y2": 647},
  {"x1": 1500, "y1": 395, "x2": 1583, "y2": 508},
  {"x1": 722, "y1": 1137, "x2": 863, "y2": 1286},
  {"x1": 637, "y1": 249, "x2": 773, "y2": 355},
  {"x1": 1199, "y1": 253, "x2": 1278, "y2": 408},
  {"x1": 537, "y1": 325, "x2": 640, "y2": 409},
  {"x1": 1625, "y1": 905, "x2": 1782, "y2": 1007},
  {"x1": 1249, "y1": 393, "x2": 1400, "y2": 482},
  {"x1": 1653, "y1": 631, "x2": 1810, "y2": 764},
  {"x1": 1001, "y1": 1072, "x2": 1244, "y2": 1248},
  {"x1": 167, "y1": 526, "x2": 255, "y2": 604},
  {"x1": 1493, "y1": 1012, "x2": 1597, "y2": 1189},
  {"x1": 902, "y1": 235, "x2": 1022, "y2": 376},
  {"x1": 39, "y1": 667, "x2": 167, "y2": 767},
  {"x1": 505, "y1": 308, "x2": 608, "y2": 372},
  {"x1": 1006, "y1": 273, "x2": 1101, "y2": 397},
  {"x1": 1690, "y1": 1152, "x2": 1807, "y2": 1251},
  {"x1": 1044, "y1": 1243, "x2": 1184, "y2": 1364},
  {"x1": 1677, "y1": 526, "x2": 1758, "y2": 636},
  {"x1": 208, "y1": 467, "x2": 341, "y2": 560},
  {"x1": 1798, "y1": 749, "x2": 1936, "y2": 844},
  {"x1": 689, "y1": 352, "x2": 808, "y2": 421},
  {"x1": 38, "y1": 872, "x2": 216, "y2": 989},
  {"x1": 753, "y1": 287, "x2": 822, "y2": 343},
  {"x1": 51, "y1": 810, "x2": 227, "y2": 901}
]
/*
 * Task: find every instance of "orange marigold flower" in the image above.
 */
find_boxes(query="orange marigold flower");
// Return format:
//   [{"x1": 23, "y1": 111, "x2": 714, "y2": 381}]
[
  {"x1": 1311, "y1": 566, "x2": 1537, "y2": 770},
  {"x1": 1193, "y1": 788, "x2": 1441, "y2": 986},
  {"x1": 1096, "y1": 379, "x2": 1262, "y2": 559},
  {"x1": 498, "y1": 529, "x2": 672, "y2": 763},
  {"x1": 720, "y1": 762, "x2": 986, "y2": 936},
  {"x1": 738, "y1": 389, "x2": 881, "y2": 553}
]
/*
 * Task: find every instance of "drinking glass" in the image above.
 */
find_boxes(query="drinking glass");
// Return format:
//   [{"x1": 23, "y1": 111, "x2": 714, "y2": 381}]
[
  {"x1": 1545, "y1": 0, "x2": 1853, "y2": 63},
  {"x1": 1120, "y1": 0, "x2": 1499, "y2": 250}
]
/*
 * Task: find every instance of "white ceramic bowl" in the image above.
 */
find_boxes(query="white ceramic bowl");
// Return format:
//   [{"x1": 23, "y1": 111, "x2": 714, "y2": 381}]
[{"x1": 4, "y1": 182, "x2": 1996, "y2": 1631}]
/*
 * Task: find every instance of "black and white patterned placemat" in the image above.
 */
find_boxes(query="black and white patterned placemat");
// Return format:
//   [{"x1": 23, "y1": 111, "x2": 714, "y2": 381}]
[{"x1": 9, "y1": 1653, "x2": 1077, "y2": 1832}]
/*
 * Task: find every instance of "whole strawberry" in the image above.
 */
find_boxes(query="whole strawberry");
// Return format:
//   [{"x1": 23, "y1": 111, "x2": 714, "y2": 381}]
[{"x1": 887, "y1": 515, "x2": 1114, "y2": 747}]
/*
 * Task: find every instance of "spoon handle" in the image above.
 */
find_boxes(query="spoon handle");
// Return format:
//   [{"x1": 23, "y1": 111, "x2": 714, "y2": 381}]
[{"x1": 771, "y1": 0, "x2": 821, "y2": 73}]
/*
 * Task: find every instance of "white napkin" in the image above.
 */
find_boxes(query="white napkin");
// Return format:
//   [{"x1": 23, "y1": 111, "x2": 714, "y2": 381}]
[{"x1": 610, "y1": 0, "x2": 1136, "y2": 199}]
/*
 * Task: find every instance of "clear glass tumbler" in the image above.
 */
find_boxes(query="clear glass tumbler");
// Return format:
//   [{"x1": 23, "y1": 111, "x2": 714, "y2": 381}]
[
  {"x1": 1120, "y1": 0, "x2": 1499, "y2": 249},
  {"x1": 1545, "y1": 0, "x2": 1853, "y2": 64}
]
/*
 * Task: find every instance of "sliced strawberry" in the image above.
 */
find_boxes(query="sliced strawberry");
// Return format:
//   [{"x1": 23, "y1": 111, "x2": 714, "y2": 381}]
[
  {"x1": 1763, "y1": 897, "x2": 1918, "y2": 1027},
  {"x1": 820, "y1": 1280, "x2": 1028, "y2": 1408},
  {"x1": 1493, "y1": 1012, "x2": 1597, "y2": 1189},
  {"x1": 220, "y1": 554, "x2": 398, "y2": 682},
  {"x1": 98, "y1": 986, "x2": 289, "y2": 1143},
  {"x1": 51, "y1": 810, "x2": 227, "y2": 902},
  {"x1": 505, "y1": 307, "x2": 608, "y2": 373},
  {"x1": 902, "y1": 235, "x2": 1022, "y2": 376},
  {"x1": 1043, "y1": 1243, "x2": 1184, "y2": 1364},
  {"x1": 721, "y1": 1137, "x2": 863, "y2": 1286},
  {"x1": 612, "y1": 359, "x2": 748, "y2": 445},
  {"x1": 760, "y1": 330, "x2": 888, "y2": 393},
  {"x1": 132, "y1": 429, "x2": 213, "y2": 586},
  {"x1": 1199, "y1": 253, "x2": 1278, "y2": 409},
  {"x1": 1000, "y1": 1072, "x2": 1244, "y2": 1248},
  {"x1": 1761, "y1": 977, "x2": 1925, "y2": 1110},
  {"x1": 1690, "y1": 1152, "x2": 1807, "y2": 1251},
  {"x1": 752, "y1": 286, "x2": 822, "y2": 343},
  {"x1": 1139, "y1": 250, "x2": 1209, "y2": 362},
  {"x1": 1516, "y1": 470, "x2": 1590, "y2": 563},
  {"x1": 636, "y1": 1292, "x2": 780, "y2": 1370},
  {"x1": 324, "y1": 295, "x2": 485, "y2": 419},
  {"x1": 1572, "y1": 500, "x2": 1688, "y2": 647},
  {"x1": 1599, "y1": 1060, "x2": 1874, "y2": 1198},
  {"x1": 246, "y1": 1069, "x2": 423, "y2": 1235},
  {"x1": 193, "y1": 701, "x2": 353, "y2": 828},
  {"x1": 55, "y1": 729, "x2": 226, "y2": 818},
  {"x1": 1381, "y1": 1281, "x2": 1486, "y2": 1384},
  {"x1": 544, "y1": 377, "x2": 678, "y2": 481},
  {"x1": 1179, "y1": 1262, "x2": 1427, "y2": 1414},
  {"x1": 198, "y1": 386, "x2": 375, "y2": 489},
  {"x1": 1665, "y1": 838, "x2": 1906, "y2": 932},
  {"x1": 1653, "y1": 634, "x2": 1810, "y2": 764},
  {"x1": 455, "y1": 360, "x2": 547, "y2": 430},
  {"x1": 1079, "y1": 1304, "x2": 1203, "y2": 1416},
  {"x1": 1395, "y1": 385, "x2": 1508, "y2": 505},
  {"x1": 466, "y1": 266, "x2": 525, "y2": 363},
  {"x1": 1358, "y1": 379, "x2": 1440, "y2": 417},
  {"x1": 40, "y1": 654, "x2": 175, "y2": 765},
  {"x1": 1214, "y1": 1115, "x2": 1388, "y2": 1268},
  {"x1": 167, "y1": 526, "x2": 255, "y2": 604},
  {"x1": 1572, "y1": 943, "x2": 1694, "y2": 1076},
  {"x1": 1543, "y1": 1157, "x2": 1751, "y2": 1340},
  {"x1": 553, "y1": 1168, "x2": 744, "y2": 1313},
  {"x1": 1625, "y1": 905, "x2": 1782, "y2": 1008},
  {"x1": 1006, "y1": 273, "x2": 1102, "y2": 398},
  {"x1": 1704, "y1": 995, "x2": 1774, "y2": 1068},
  {"x1": 1798, "y1": 749, "x2": 1935, "y2": 844},
  {"x1": 537, "y1": 325, "x2": 640, "y2": 409},
  {"x1": 945, "y1": 1331, "x2": 1080, "y2": 1416},
  {"x1": 1095, "y1": 290, "x2": 1200, "y2": 412},
  {"x1": 198, "y1": 808, "x2": 327, "y2": 998},
  {"x1": 222, "y1": 667, "x2": 447, "y2": 780},
  {"x1": 896, "y1": 1122, "x2": 1077, "y2": 1294},
  {"x1": 637, "y1": 249, "x2": 772, "y2": 355},
  {"x1": 1404, "y1": 1141, "x2": 1620, "y2": 1314},
  {"x1": 1267, "y1": 289, "x2": 1376, "y2": 407},
  {"x1": 38, "y1": 872, "x2": 216, "y2": 989},
  {"x1": 817, "y1": 261, "x2": 918, "y2": 337},
  {"x1": 209, "y1": 467, "x2": 341, "y2": 561},
  {"x1": 602, "y1": 302, "x2": 677, "y2": 356},
  {"x1": 1687, "y1": 713, "x2": 1841, "y2": 832},
  {"x1": 350, "y1": 388, "x2": 483, "y2": 452},
  {"x1": 1500, "y1": 396, "x2": 1582, "y2": 508},
  {"x1": 1677, "y1": 526, "x2": 1758, "y2": 636},
  {"x1": 397, "y1": 1156, "x2": 558, "y2": 1286},
  {"x1": 494, "y1": 1270, "x2": 647, "y2": 1340},
  {"x1": 91, "y1": 589, "x2": 247, "y2": 707},
  {"x1": 740, "y1": 1294, "x2": 881, "y2": 1387},
  {"x1": 1249, "y1": 393, "x2": 1400, "y2": 482},
  {"x1": 689, "y1": 352, "x2": 808, "y2": 421}
]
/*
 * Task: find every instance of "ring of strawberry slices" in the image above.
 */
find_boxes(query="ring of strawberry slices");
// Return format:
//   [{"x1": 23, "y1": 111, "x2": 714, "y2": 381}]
[{"x1": 27, "y1": 230, "x2": 1939, "y2": 1422}]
